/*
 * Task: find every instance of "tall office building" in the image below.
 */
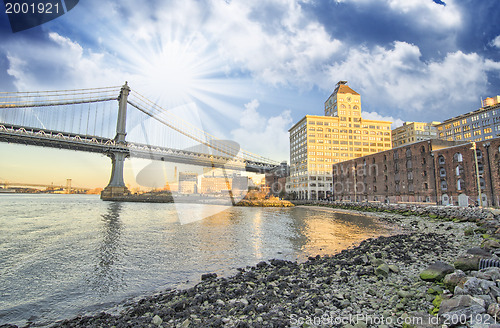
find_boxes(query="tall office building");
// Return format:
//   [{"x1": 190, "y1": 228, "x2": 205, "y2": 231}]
[
  {"x1": 392, "y1": 121, "x2": 440, "y2": 147},
  {"x1": 288, "y1": 81, "x2": 392, "y2": 200},
  {"x1": 436, "y1": 96, "x2": 500, "y2": 142}
]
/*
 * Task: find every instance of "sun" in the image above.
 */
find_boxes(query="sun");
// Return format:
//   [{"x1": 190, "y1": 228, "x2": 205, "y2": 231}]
[{"x1": 139, "y1": 40, "x2": 202, "y2": 107}]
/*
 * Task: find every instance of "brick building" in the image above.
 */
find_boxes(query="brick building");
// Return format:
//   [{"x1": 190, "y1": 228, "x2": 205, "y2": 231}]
[
  {"x1": 332, "y1": 138, "x2": 500, "y2": 207},
  {"x1": 265, "y1": 161, "x2": 289, "y2": 197}
]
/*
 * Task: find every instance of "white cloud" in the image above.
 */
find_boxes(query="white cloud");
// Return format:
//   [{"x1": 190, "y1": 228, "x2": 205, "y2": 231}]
[
  {"x1": 206, "y1": 0, "x2": 342, "y2": 87},
  {"x1": 491, "y1": 35, "x2": 500, "y2": 49},
  {"x1": 4, "y1": 32, "x2": 123, "y2": 90},
  {"x1": 231, "y1": 100, "x2": 292, "y2": 162},
  {"x1": 387, "y1": 0, "x2": 462, "y2": 29},
  {"x1": 327, "y1": 41, "x2": 500, "y2": 117},
  {"x1": 362, "y1": 111, "x2": 404, "y2": 129},
  {"x1": 334, "y1": 0, "x2": 461, "y2": 29}
]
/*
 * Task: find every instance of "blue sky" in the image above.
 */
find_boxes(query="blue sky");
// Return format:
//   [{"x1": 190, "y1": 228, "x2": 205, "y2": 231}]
[{"x1": 1, "y1": 0, "x2": 500, "y2": 188}]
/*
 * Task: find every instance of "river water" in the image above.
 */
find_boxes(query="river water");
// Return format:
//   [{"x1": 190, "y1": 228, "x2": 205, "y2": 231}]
[{"x1": 0, "y1": 194, "x2": 394, "y2": 326}]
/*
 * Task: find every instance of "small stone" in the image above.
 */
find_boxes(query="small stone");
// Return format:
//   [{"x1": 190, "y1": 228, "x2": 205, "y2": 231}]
[
  {"x1": 152, "y1": 315, "x2": 163, "y2": 326},
  {"x1": 488, "y1": 303, "x2": 500, "y2": 318},
  {"x1": 420, "y1": 261, "x2": 454, "y2": 282},
  {"x1": 375, "y1": 264, "x2": 390, "y2": 277},
  {"x1": 180, "y1": 318, "x2": 190, "y2": 328},
  {"x1": 371, "y1": 258, "x2": 385, "y2": 267},
  {"x1": 216, "y1": 299, "x2": 225, "y2": 306},
  {"x1": 388, "y1": 264, "x2": 399, "y2": 273}
]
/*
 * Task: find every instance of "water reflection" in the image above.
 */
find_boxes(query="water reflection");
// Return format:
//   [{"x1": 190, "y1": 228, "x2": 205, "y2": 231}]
[
  {"x1": 87, "y1": 202, "x2": 125, "y2": 295},
  {"x1": 288, "y1": 207, "x2": 392, "y2": 261}
]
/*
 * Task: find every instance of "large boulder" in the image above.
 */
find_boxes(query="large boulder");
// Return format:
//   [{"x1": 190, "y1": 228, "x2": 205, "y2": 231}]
[
  {"x1": 420, "y1": 261, "x2": 454, "y2": 282},
  {"x1": 439, "y1": 295, "x2": 486, "y2": 319}
]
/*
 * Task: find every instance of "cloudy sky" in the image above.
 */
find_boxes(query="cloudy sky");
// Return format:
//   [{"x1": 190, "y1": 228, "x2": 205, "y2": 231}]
[{"x1": 1, "y1": 0, "x2": 500, "y2": 188}]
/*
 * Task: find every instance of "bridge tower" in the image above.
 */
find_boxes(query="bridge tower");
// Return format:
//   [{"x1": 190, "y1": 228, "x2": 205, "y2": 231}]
[{"x1": 101, "y1": 82, "x2": 132, "y2": 200}]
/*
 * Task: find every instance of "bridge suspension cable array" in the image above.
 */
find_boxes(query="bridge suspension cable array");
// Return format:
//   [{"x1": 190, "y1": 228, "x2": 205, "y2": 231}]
[
  {"x1": 0, "y1": 84, "x2": 279, "y2": 166},
  {"x1": 128, "y1": 90, "x2": 278, "y2": 165}
]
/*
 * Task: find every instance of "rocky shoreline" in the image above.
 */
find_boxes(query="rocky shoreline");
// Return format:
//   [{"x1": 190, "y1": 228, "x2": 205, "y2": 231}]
[{"x1": 4, "y1": 205, "x2": 500, "y2": 328}]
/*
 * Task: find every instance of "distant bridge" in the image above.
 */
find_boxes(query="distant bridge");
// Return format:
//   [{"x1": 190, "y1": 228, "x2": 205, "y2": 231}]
[
  {"x1": 0, "y1": 83, "x2": 278, "y2": 198},
  {"x1": 0, "y1": 180, "x2": 89, "y2": 191}
]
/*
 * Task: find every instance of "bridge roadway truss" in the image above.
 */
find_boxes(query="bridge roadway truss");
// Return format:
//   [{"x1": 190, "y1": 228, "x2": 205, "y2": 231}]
[{"x1": 0, "y1": 123, "x2": 276, "y2": 173}]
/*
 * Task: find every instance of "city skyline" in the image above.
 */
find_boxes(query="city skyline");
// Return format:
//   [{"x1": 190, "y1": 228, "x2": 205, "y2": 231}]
[{"x1": 1, "y1": 0, "x2": 500, "y2": 188}]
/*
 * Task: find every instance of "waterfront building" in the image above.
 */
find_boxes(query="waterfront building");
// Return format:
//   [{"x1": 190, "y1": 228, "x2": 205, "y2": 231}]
[
  {"x1": 178, "y1": 172, "x2": 198, "y2": 194},
  {"x1": 232, "y1": 175, "x2": 249, "y2": 197},
  {"x1": 265, "y1": 161, "x2": 289, "y2": 197},
  {"x1": 436, "y1": 96, "x2": 500, "y2": 142},
  {"x1": 200, "y1": 176, "x2": 231, "y2": 194},
  {"x1": 288, "y1": 81, "x2": 392, "y2": 200},
  {"x1": 392, "y1": 121, "x2": 440, "y2": 147},
  {"x1": 332, "y1": 138, "x2": 500, "y2": 207}
]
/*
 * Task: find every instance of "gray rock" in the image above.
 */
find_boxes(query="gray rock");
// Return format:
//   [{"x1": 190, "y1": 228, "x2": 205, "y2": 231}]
[
  {"x1": 455, "y1": 255, "x2": 483, "y2": 271},
  {"x1": 480, "y1": 267, "x2": 500, "y2": 281},
  {"x1": 388, "y1": 264, "x2": 399, "y2": 273},
  {"x1": 467, "y1": 247, "x2": 492, "y2": 257},
  {"x1": 439, "y1": 295, "x2": 486, "y2": 315},
  {"x1": 490, "y1": 286, "x2": 500, "y2": 299},
  {"x1": 375, "y1": 264, "x2": 390, "y2": 278},
  {"x1": 440, "y1": 305, "x2": 485, "y2": 322},
  {"x1": 483, "y1": 239, "x2": 500, "y2": 250},
  {"x1": 457, "y1": 277, "x2": 496, "y2": 295},
  {"x1": 152, "y1": 315, "x2": 163, "y2": 326},
  {"x1": 443, "y1": 270, "x2": 466, "y2": 292},
  {"x1": 420, "y1": 261, "x2": 454, "y2": 282}
]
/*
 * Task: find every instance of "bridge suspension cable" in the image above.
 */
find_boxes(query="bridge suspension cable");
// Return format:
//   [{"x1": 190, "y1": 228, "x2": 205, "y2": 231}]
[
  {"x1": 128, "y1": 90, "x2": 279, "y2": 165},
  {"x1": 0, "y1": 86, "x2": 121, "y2": 108}
]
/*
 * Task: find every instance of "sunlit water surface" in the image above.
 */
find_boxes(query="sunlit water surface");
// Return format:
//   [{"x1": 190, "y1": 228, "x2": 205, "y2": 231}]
[{"x1": 0, "y1": 194, "x2": 394, "y2": 326}]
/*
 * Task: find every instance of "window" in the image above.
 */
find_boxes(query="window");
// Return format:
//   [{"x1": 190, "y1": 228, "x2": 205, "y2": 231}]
[
  {"x1": 440, "y1": 168, "x2": 446, "y2": 177},
  {"x1": 438, "y1": 155, "x2": 445, "y2": 164},
  {"x1": 478, "y1": 163, "x2": 484, "y2": 174},
  {"x1": 441, "y1": 180, "x2": 448, "y2": 191},
  {"x1": 406, "y1": 160, "x2": 412, "y2": 169},
  {"x1": 406, "y1": 149, "x2": 412, "y2": 158},
  {"x1": 457, "y1": 179, "x2": 464, "y2": 191},
  {"x1": 456, "y1": 165, "x2": 464, "y2": 176},
  {"x1": 454, "y1": 153, "x2": 463, "y2": 162}
]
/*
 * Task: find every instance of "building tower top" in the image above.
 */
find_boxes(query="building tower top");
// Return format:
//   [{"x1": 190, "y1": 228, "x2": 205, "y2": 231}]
[{"x1": 324, "y1": 81, "x2": 361, "y2": 117}]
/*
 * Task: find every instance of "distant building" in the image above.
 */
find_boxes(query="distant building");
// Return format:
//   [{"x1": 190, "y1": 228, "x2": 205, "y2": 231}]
[
  {"x1": 332, "y1": 138, "x2": 500, "y2": 207},
  {"x1": 232, "y1": 175, "x2": 249, "y2": 197},
  {"x1": 179, "y1": 172, "x2": 198, "y2": 194},
  {"x1": 436, "y1": 96, "x2": 500, "y2": 142},
  {"x1": 200, "y1": 176, "x2": 231, "y2": 194},
  {"x1": 288, "y1": 81, "x2": 392, "y2": 200},
  {"x1": 392, "y1": 121, "x2": 440, "y2": 147},
  {"x1": 265, "y1": 161, "x2": 289, "y2": 196}
]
